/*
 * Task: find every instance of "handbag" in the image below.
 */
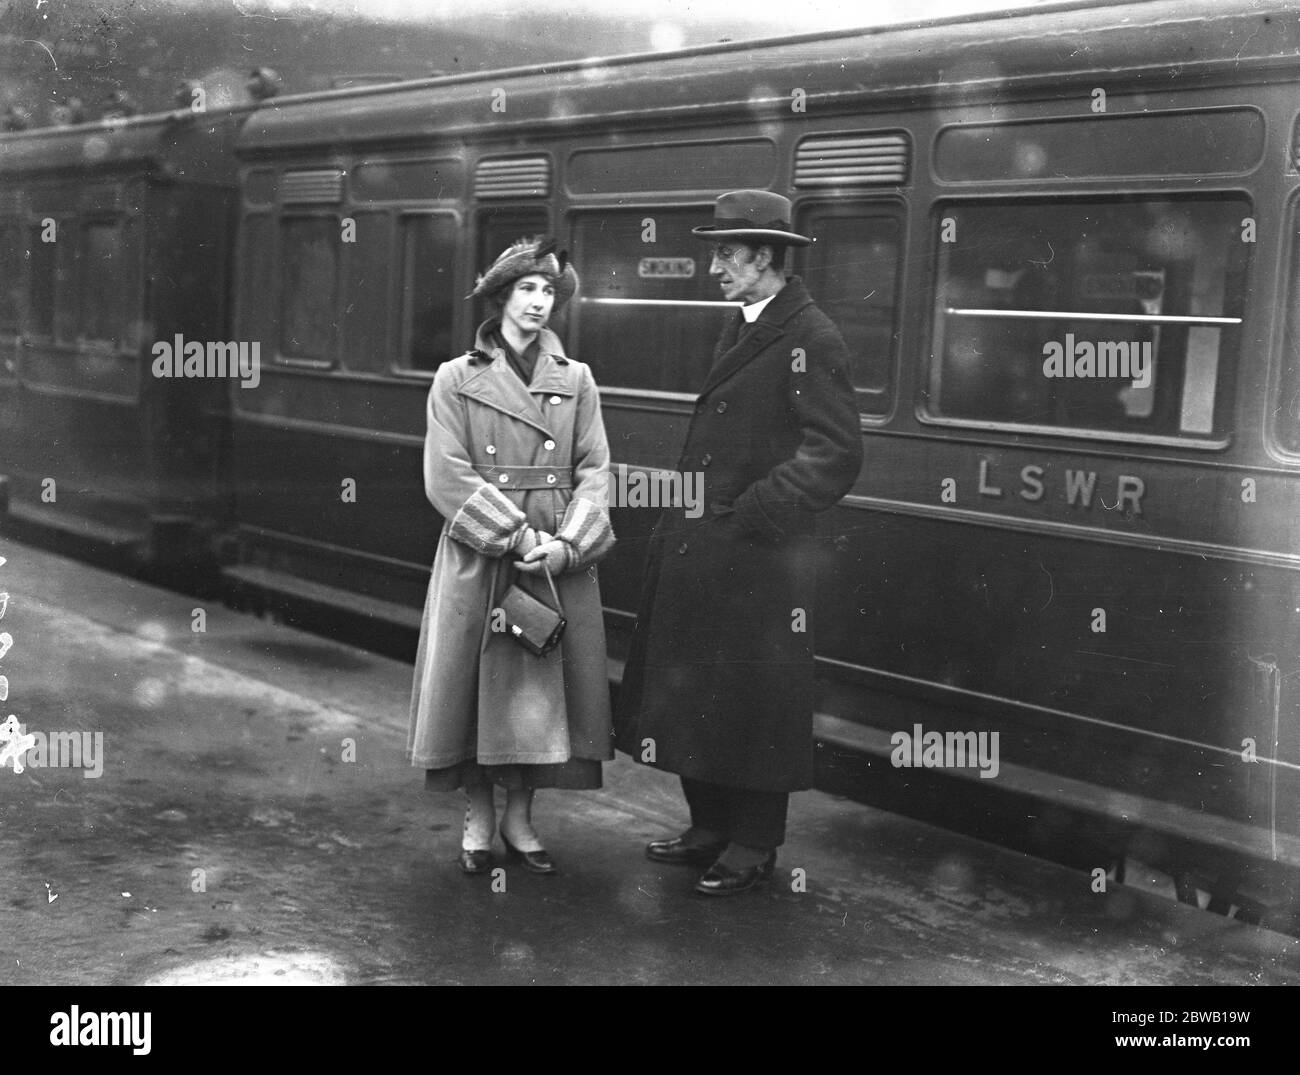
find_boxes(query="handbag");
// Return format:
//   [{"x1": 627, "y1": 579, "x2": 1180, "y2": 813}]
[{"x1": 500, "y1": 565, "x2": 566, "y2": 657}]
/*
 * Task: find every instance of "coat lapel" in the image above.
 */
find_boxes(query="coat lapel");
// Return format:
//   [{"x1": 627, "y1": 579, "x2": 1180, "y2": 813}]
[
  {"x1": 456, "y1": 324, "x2": 573, "y2": 439},
  {"x1": 458, "y1": 353, "x2": 556, "y2": 439},
  {"x1": 698, "y1": 278, "x2": 815, "y2": 398},
  {"x1": 713, "y1": 309, "x2": 743, "y2": 361},
  {"x1": 528, "y1": 352, "x2": 574, "y2": 399}
]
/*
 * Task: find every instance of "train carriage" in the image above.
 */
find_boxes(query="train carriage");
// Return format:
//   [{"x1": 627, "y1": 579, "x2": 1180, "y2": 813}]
[
  {"x1": 0, "y1": 107, "x2": 247, "y2": 573},
  {"x1": 3, "y1": 0, "x2": 1299, "y2": 924},
  {"x1": 224, "y1": 0, "x2": 1300, "y2": 919}
]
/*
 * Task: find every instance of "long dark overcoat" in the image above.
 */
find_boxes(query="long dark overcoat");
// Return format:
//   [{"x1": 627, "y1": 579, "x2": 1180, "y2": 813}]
[{"x1": 615, "y1": 277, "x2": 863, "y2": 792}]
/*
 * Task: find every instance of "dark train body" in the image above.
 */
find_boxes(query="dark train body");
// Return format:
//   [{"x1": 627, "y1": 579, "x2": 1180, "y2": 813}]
[
  {"x1": 3, "y1": 0, "x2": 1299, "y2": 921},
  {"x1": 0, "y1": 107, "x2": 250, "y2": 572}
]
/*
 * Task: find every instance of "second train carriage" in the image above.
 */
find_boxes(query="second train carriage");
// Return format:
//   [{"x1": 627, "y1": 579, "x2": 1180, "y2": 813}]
[{"x1": 0, "y1": 107, "x2": 249, "y2": 574}]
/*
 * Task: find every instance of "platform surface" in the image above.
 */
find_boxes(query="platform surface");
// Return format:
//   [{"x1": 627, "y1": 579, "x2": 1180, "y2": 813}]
[{"x1": 1, "y1": 540, "x2": 1297, "y2": 986}]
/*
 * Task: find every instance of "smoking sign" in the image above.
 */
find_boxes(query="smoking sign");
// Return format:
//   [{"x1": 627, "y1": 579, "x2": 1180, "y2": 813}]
[{"x1": 638, "y1": 257, "x2": 696, "y2": 279}]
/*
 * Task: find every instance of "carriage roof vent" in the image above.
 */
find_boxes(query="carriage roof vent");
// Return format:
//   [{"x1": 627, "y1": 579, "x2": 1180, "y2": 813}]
[
  {"x1": 475, "y1": 155, "x2": 550, "y2": 199},
  {"x1": 281, "y1": 168, "x2": 344, "y2": 204},
  {"x1": 794, "y1": 132, "x2": 910, "y2": 188}
]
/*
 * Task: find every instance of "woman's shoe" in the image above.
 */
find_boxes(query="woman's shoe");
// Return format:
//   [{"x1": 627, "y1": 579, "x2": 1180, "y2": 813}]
[
  {"x1": 500, "y1": 832, "x2": 557, "y2": 875},
  {"x1": 458, "y1": 848, "x2": 494, "y2": 874}
]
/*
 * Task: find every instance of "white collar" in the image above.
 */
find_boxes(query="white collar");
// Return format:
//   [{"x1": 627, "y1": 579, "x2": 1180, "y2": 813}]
[{"x1": 741, "y1": 293, "x2": 776, "y2": 323}]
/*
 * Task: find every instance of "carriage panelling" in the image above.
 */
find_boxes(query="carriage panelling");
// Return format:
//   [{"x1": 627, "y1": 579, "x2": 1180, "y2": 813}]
[{"x1": 214, "y1": 0, "x2": 1300, "y2": 878}]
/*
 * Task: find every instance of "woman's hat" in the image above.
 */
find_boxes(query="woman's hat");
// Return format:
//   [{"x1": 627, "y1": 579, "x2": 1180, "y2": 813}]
[
  {"x1": 468, "y1": 237, "x2": 579, "y2": 309},
  {"x1": 691, "y1": 190, "x2": 812, "y2": 247}
]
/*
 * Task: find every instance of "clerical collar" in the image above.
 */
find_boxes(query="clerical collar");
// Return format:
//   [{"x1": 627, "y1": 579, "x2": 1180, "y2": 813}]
[{"x1": 741, "y1": 293, "x2": 777, "y2": 323}]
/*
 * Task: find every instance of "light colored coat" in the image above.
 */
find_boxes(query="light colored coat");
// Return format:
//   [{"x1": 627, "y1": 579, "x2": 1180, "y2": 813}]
[{"x1": 407, "y1": 322, "x2": 615, "y2": 770}]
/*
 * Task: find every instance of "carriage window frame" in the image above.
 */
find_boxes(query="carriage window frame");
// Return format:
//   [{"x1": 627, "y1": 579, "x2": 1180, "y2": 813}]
[
  {"x1": 0, "y1": 217, "x2": 22, "y2": 337},
  {"x1": 276, "y1": 212, "x2": 341, "y2": 369},
  {"x1": 234, "y1": 211, "x2": 276, "y2": 369},
  {"x1": 332, "y1": 207, "x2": 393, "y2": 378},
  {"x1": 793, "y1": 199, "x2": 904, "y2": 417},
  {"x1": 76, "y1": 215, "x2": 124, "y2": 347},
  {"x1": 921, "y1": 193, "x2": 1249, "y2": 449},
  {"x1": 1269, "y1": 194, "x2": 1300, "y2": 461},
  {"x1": 568, "y1": 202, "x2": 741, "y2": 396},
  {"x1": 25, "y1": 216, "x2": 62, "y2": 342},
  {"x1": 391, "y1": 208, "x2": 461, "y2": 378}
]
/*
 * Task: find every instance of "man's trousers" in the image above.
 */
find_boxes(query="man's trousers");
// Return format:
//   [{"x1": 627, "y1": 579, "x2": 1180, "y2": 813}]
[{"x1": 681, "y1": 776, "x2": 788, "y2": 850}]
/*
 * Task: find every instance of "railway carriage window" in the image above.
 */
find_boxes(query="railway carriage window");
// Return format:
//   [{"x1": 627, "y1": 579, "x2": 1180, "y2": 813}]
[
  {"x1": 928, "y1": 197, "x2": 1248, "y2": 440},
  {"x1": 26, "y1": 222, "x2": 57, "y2": 339},
  {"x1": 279, "y1": 217, "x2": 338, "y2": 362},
  {"x1": 795, "y1": 206, "x2": 900, "y2": 414},
  {"x1": 397, "y1": 213, "x2": 456, "y2": 373},
  {"x1": 340, "y1": 210, "x2": 392, "y2": 374},
  {"x1": 1274, "y1": 210, "x2": 1300, "y2": 456},
  {"x1": 0, "y1": 222, "x2": 20, "y2": 334},
  {"x1": 571, "y1": 208, "x2": 729, "y2": 393},
  {"x1": 78, "y1": 221, "x2": 121, "y2": 345},
  {"x1": 238, "y1": 214, "x2": 276, "y2": 355},
  {"x1": 52, "y1": 235, "x2": 76, "y2": 344}
]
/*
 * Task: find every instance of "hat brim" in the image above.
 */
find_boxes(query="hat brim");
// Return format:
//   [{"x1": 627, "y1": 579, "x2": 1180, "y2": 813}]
[
  {"x1": 466, "y1": 263, "x2": 579, "y2": 311},
  {"x1": 692, "y1": 225, "x2": 812, "y2": 247}
]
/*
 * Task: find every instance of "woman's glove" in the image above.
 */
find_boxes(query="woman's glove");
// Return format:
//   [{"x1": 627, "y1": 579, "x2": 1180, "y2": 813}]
[
  {"x1": 517, "y1": 538, "x2": 570, "y2": 576},
  {"x1": 512, "y1": 527, "x2": 551, "y2": 559}
]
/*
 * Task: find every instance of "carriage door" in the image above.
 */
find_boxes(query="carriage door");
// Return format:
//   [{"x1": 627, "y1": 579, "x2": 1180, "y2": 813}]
[
  {"x1": 791, "y1": 132, "x2": 910, "y2": 418},
  {"x1": 794, "y1": 200, "x2": 904, "y2": 418}
]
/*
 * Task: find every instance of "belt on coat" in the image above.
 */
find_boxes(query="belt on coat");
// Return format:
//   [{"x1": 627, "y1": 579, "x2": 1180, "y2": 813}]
[{"x1": 473, "y1": 464, "x2": 575, "y2": 490}]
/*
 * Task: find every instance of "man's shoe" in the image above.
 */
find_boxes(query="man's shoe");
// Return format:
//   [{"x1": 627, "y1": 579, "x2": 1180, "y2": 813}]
[
  {"x1": 693, "y1": 853, "x2": 776, "y2": 897},
  {"x1": 458, "y1": 849, "x2": 493, "y2": 875},
  {"x1": 646, "y1": 835, "x2": 728, "y2": 866}
]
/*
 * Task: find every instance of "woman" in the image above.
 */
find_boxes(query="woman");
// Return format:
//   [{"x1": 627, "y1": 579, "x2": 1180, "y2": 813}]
[{"x1": 407, "y1": 237, "x2": 615, "y2": 876}]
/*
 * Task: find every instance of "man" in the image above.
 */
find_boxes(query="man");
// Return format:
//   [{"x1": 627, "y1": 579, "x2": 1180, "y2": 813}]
[{"x1": 616, "y1": 190, "x2": 863, "y2": 896}]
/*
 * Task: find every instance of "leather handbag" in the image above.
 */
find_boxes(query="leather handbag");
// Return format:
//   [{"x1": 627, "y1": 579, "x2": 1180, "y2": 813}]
[{"x1": 500, "y1": 565, "x2": 566, "y2": 657}]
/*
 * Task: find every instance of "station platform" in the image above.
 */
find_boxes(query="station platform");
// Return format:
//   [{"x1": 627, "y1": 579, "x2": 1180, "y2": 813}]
[{"x1": 1, "y1": 539, "x2": 1298, "y2": 987}]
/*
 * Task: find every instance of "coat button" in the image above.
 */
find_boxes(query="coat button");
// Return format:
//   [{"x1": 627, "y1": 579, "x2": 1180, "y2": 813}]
[
  {"x1": 549, "y1": 395, "x2": 562, "y2": 405},
  {"x1": 677, "y1": 542, "x2": 689, "y2": 555},
  {"x1": 499, "y1": 474, "x2": 510, "y2": 484},
  {"x1": 543, "y1": 439, "x2": 556, "y2": 451},
  {"x1": 701, "y1": 453, "x2": 712, "y2": 467},
  {"x1": 546, "y1": 473, "x2": 557, "y2": 485},
  {"x1": 485, "y1": 444, "x2": 496, "y2": 455},
  {"x1": 716, "y1": 401, "x2": 728, "y2": 413}
]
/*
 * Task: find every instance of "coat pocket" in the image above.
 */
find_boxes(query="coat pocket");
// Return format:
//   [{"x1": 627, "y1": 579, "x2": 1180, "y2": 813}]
[{"x1": 706, "y1": 499, "x2": 769, "y2": 545}]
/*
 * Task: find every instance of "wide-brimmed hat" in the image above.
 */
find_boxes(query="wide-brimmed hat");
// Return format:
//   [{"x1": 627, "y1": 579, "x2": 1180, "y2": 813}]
[
  {"x1": 468, "y1": 237, "x2": 579, "y2": 310},
  {"x1": 691, "y1": 190, "x2": 811, "y2": 247}
]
